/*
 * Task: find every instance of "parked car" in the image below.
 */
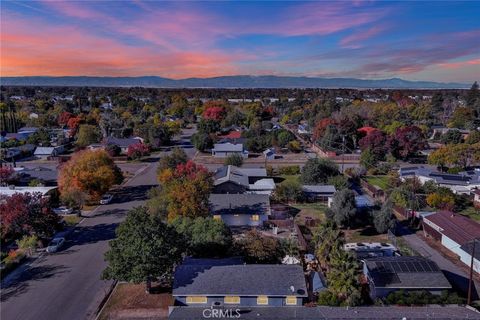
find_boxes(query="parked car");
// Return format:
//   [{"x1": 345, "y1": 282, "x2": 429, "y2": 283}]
[
  {"x1": 46, "y1": 237, "x2": 65, "y2": 253},
  {"x1": 53, "y1": 206, "x2": 73, "y2": 215},
  {"x1": 100, "y1": 194, "x2": 114, "y2": 205}
]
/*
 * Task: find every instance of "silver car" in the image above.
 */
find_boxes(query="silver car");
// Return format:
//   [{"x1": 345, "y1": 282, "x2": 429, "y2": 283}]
[
  {"x1": 46, "y1": 237, "x2": 65, "y2": 253},
  {"x1": 100, "y1": 194, "x2": 114, "y2": 205},
  {"x1": 53, "y1": 206, "x2": 73, "y2": 215}
]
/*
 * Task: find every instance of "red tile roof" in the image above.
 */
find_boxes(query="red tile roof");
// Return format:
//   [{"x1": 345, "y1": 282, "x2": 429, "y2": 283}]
[
  {"x1": 424, "y1": 211, "x2": 480, "y2": 246},
  {"x1": 218, "y1": 131, "x2": 242, "y2": 139}
]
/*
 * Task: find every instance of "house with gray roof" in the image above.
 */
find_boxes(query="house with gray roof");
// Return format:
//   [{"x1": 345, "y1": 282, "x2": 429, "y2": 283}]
[
  {"x1": 209, "y1": 193, "x2": 271, "y2": 227},
  {"x1": 399, "y1": 166, "x2": 480, "y2": 195},
  {"x1": 211, "y1": 142, "x2": 248, "y2": 158},
  {"x1": 34, "y1": 146, "x2": 65, "y2": 160},
  {"x1": 173, "y1": 259, "x2": 307, "y2": 307},
  {"x1": 302, "y1": 185, "x2": 336, "y2": 207},
  {"x1": 104, "y1": 136, "x2": 143, "y2": 154},
  {"x1": 212, "y1": 165, "x2": 275, "y2": 195},
  {"x1": 363, "y1": 256, "x2": 451, "y2": 299}
]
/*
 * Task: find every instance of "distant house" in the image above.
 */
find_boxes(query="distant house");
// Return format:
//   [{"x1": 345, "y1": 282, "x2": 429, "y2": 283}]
[
  {"x1": 343, "y1": 242, "x2": 398, "y2": 259},
  {"x1": 209, "y1": 193, "x2": 271, "y2": 227},
  {"x1": 173, "y1": 258, "x2": 307, "y2": 307},
  {"x1": 297, "y1": 124, "x2": 310, "y2": 135},
  {"x1": 34, "y1": 146, "x2": 65, "y2": 160},
  {"x1": 211, "y1": 142, "x2": 248, "y2": 158},
  {"x1": 6, "y1": 144, "x2": 36, "y2": 160},
  {"x1": 263, "y1": 148, "x2": 276, "y2": 160},
  {"x1": 0, "y1": 186, "x2": 58, "y2": 198},
  {"x1": 104, "y1": 137, "x2": 143, "y2": 154},
  {"x1": 399, "y1": 166, "x2": 480, "y2": 195},
  {"x1": 302, "y1": 185, "x2": 336, "y2": 207},
  {"x1": 363, "y1": 256, "x2": 451, "y2": 299},
  {"x1": 15, "y1": 166, "x2": 58, "y2": 186},
  {"x1": 212, "y1": 165, "x2": 275, "y2": 195},
  {"x1": 422, "y1": 211, "x2": 480, "y2": 274}
]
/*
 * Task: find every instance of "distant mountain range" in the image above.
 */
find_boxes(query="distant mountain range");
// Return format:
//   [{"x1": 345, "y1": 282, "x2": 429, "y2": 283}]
[{"x1": 0, "y1": 75, "x2": 470, "y2": 89}]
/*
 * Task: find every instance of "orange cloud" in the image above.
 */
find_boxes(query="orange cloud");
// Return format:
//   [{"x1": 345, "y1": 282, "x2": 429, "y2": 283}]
[{"x1": 0, "y1": 15, "x2": 242, "y2": 78}]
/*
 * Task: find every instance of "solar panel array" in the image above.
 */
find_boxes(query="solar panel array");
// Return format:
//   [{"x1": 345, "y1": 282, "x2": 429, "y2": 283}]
[{"x1": 374, "y1": 259, "x2": 439, "y2": 273}]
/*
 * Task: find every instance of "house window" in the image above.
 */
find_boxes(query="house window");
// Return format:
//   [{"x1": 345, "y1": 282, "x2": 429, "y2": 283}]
[
  {"x1": 213, "y1": 215, "x2": 221, "y2": 221},
  {"x1": 285, "y1": 296, "x2": 297, "y2": 305},
  {"x1": 257, "y1": 296, "x2": 268, "y2": 305},
  {"x1": 186, "y1": 296, "x2": 207, "y2": 304},
  {"x1": 251, "y1": 214, "x2": 259, "y2": 221},
  {"x1": 224, "y1": 296, "x2": 240, "y2": 304}
]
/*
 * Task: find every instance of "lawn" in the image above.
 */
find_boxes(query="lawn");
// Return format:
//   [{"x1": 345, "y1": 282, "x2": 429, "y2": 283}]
[
  {"x1": 279, "y1": 174, "x2": 300, "y2": 184},
  {"x1": 62, "y1": 215, "x2": 82, "y2": 226},
  {"x1": 291, "y1": 202, "x2": 328, "y2": 225},
  {"x1": 343, "y1": 226, "x2": 389, "y2": 244},
  {"x1": 458, "y1": 206, "x2": 480, "y2": 222},
  {"x1": 98, "y1": 283, "x2": 172, "y2": 320},
  {"x1": 364, "y1": 175, "x2": 390, "y2": 190}
]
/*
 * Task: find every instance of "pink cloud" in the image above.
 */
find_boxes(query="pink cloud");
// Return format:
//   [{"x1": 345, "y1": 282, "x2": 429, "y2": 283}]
[
  {"x1": 438, "y1": 58, "x2": 480, "y2": 69},
  {"x1": 0, "y1": 15, "x2": 243, "y2": 78},
  {"x1": 340, "y1": 26, "x2": 385, "y2": 48}
]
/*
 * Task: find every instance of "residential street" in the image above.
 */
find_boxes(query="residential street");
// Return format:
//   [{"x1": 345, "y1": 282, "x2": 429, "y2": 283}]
[{"x1": 0, "y1": 128, "x2": 197, "y2": 320}]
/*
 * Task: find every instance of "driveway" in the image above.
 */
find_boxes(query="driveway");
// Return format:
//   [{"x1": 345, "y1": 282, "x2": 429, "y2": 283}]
[
  {"x1": 398, "y1": 226, "x2": 480, "y2": 300},
  {"x1": 0, "y1": 128, "x2": 197, "y2": 320}
]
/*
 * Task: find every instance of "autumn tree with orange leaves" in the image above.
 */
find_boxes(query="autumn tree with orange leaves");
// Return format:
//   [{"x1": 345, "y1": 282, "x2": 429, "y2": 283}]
[
  {"x1": 58, "y1": 150, "x2": 123, "y2": 202},
  {"x1": 154, "y1": 160, "x2": 212, "y2": 221}
]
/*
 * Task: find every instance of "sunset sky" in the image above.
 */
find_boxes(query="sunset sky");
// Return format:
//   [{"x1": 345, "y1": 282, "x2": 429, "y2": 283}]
[{"x1": 1, "y1": 0, "x2": 479, "y2": 82}]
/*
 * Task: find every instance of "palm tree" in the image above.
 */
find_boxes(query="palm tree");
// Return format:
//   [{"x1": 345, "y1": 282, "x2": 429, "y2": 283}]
[{"x1": 313, "y1": 222, "x2": 344, "y2": 272}]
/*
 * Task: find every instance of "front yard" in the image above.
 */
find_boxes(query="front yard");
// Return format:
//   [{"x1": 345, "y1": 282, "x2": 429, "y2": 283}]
[{"x1": 98, "y1": 283, "x2": 173, "y2": 320}]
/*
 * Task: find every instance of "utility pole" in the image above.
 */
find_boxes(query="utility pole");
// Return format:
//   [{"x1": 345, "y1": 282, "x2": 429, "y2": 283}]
[
  {"x1": 467, "y1": 238, "x2": 478, "y2": 305},
  {"x1": 341, "y1": 135, "x2": 346, "y2": 173}
]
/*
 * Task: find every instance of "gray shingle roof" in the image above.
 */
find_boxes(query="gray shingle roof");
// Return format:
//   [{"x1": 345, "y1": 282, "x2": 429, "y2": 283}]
[
  {"x1": 209, "y1": 194, "x2": 270, "y2": 215},
  {"x1": 213, "y1": 166, "x2": 267, "y2": 187},
  {"x1": 302, "y1": 185, "x2": 336, "y2": 194},
  {"x1": 212, "y1": 142, "x2": 244, "y2": 152},
  {"x1": 173, "y1": 264, "x2": 307, "y2": 297},
  {"x1": 168, "y1": 306, "x2": 480, "y2": 319},
  {"x1": 105, "y1": 137, "x2": 142, "y2": 148},
  {"x1": 364, "y1": 256, "x2": 451, "y2": 289}
]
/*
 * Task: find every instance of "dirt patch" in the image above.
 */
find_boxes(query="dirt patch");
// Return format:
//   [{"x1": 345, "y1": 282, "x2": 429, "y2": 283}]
[{"x1": 98, "y1": 283, "x2": 173, "y2": 320}]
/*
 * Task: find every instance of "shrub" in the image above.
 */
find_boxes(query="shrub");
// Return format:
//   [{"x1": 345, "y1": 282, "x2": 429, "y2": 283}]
[
  {"x1": 278, "y1": 165, "x2": 300, "y2": 175},
  {"x1": 224, "y1": 153, "x2": 244, "y2": 166}
]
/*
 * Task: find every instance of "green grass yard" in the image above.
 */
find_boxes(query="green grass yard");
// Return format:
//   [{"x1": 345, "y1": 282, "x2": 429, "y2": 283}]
[
  {"x1": 291, "y1": 203, "x2": 328, "y2": 225},
  {"x1": 364, "y1": 175, "x2": 390, "y2": 190},
  {"x1": 458, "y1": 207, "x2": 480, "y2": 222}
]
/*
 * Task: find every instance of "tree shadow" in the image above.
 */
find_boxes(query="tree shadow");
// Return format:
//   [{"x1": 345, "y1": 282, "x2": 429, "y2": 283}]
[
  {"x1": 111, "y1": 184, "x2": 157, "y2": 203},
  {"x1": 63, "y1": 223, "x2": 118, "y2": 249},
  {"x1": 1, "y1": 264, "x2": 69, "y2": 302}
]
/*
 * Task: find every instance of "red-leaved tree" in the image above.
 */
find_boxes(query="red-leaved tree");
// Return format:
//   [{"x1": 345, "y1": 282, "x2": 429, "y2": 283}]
[
  {"x1": 127, "y1": 143, "x2": 150, "y2": 160},
  {"x1": 0, "y1": 192, "x2": 60, "y2": 241}
]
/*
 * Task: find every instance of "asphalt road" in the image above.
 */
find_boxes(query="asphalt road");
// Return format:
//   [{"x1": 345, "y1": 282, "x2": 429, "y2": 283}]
[{"x1": 0, "y1": 128, "x2": 197, "y2": 320}]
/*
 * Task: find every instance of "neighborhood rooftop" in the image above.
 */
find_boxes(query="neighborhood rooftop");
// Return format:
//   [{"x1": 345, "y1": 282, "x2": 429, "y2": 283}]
[
  {"x1": 424, "y1": 211, "x2": 480, "y2": 246},
  {"x1": 173, "y1": 264, "x2": 307, "y2": 297},
  {"x1": 209, "y1": 194, "x2": 270, "y2": 215},
  {"x1": 363, "y1": 256, "x2": 452, "y2": 289},
  {"x1": 168, "y1": 305, "x2": 480, "y2": 320}
]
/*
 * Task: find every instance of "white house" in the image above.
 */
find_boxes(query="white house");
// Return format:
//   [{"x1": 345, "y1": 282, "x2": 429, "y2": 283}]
[
  {"x1": 211, "y1": 142, "x2": 248, "y2": 158},
  {"x1": 423, "y1": 211, "x2": 480, "y2": 274}
]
